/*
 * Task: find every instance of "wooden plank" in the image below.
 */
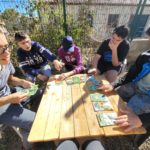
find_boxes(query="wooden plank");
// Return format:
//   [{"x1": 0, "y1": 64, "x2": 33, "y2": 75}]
[
  {"x1": 72, "y1": 84, "x2": 90, "y2": 138},
  {"x1": 28, "y1": 83, "x2": 54, "y2": 142},
  {"x1": 80, "y1": 82, "x2": 104, "y2": 136},
  {"x1": 44, "y1": 84, "x2": 62, "y2": 141},
  {"x1": 59, "y1": 83, "x2": 74, "y2": 139}
]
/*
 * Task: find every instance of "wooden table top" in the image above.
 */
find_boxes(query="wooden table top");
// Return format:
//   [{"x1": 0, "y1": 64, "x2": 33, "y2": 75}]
[{"x1": 28, "y1": 74, "x2": 146, "y2": 142}]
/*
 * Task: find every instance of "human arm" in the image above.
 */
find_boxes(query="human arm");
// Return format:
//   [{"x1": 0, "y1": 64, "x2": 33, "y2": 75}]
[
  {"x1": 115, "y1": 108, "x2": 143, "y2": 132},
  {"x1": 109, "y1": 40, "x2": 130, "y2": 66},
  {"x1": 53, "y1": 59, "x2": 64, "y2": 71},
  {"x1": 87, "y1": 54, "x2": 101, "y2": 75},
  {"x1": 88, "y1": 41, "x2": 108, "y2": 75},
  {"x1": 92, "y1": 41, "x2": 105, "y2": 69},
  {"x1": 0, "y1": 92, "x2": 28, "y2": 106},
  {"x1": 58, "y1": 47, "x2": 67, "y2": 64},
  {"x1": 92, "y1": 54, "x2": 101, "y2": 69},
  {"x1": 72, "y1": 47, "x2": 84, "y2": 74},
  {"x1": 36, "y1": 42, "x2": 57, "y2": 62},
  {"x1": 55, "y1": 71, "x2": 75, "y2": 81},
  {"x1": 36, "y1": 42, "x2": 63, "y2": 71},
  {"x1": 97, "y1": 65, "x2": 137, "y2": 92},
  {"x1": 8, "y1": 74, "x2": 33, "y2": 88},
  {"x1": 108, "y1": 40, "x2": 122, "y2": 66}
]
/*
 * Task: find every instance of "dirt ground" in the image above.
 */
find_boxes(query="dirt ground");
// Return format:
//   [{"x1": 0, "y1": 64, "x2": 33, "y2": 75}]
[{"x1": 0, "y1": 127, "x2": 150, "y2": 150}]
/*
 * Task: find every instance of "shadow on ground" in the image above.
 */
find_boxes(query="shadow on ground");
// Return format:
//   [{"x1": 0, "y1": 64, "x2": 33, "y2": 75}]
[{"x1": 0, "y1": 127, "x2": 150, "y2": 150}]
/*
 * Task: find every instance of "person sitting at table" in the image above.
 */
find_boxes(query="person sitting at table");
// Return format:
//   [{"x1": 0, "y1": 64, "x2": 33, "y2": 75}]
[
  {"x1": 0, "y1": 31, "x2": 36, "y2": 149},
  {"x1": 88, "y1": 25, "x2": 130, "y2": 83},
  {"x1": 15, "y1": 31, "x2": 63, "y2": 82},
  {"x1": 55, "y1": 36, "x2": 85, "y2": 80},
  {"x1": 97, "y1": 27, "x2": 150, "y2": 148},
  {"x1": 0, "y1": 30, "x2": 56, "y2": 150}
]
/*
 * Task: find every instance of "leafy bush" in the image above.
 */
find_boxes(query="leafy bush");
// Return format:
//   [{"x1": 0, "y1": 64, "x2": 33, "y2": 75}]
[
  {"x1": 0, "y1": 1, "x2": 94, "y2": 67},
  {"x1": 30, "y1": 2, "x2": 94, "y2": 54}
]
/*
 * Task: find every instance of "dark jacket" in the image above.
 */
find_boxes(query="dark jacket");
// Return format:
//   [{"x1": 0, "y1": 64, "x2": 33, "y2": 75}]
[
  {"x1": 17, "y1": 41, "x2": 56, "y2": 76},
  {"x1": 113, "y1": 50, "x2": 150, "y2": 125},
  {"x1": 114, "y1": 50, "x2": 150, "y2": 91}
]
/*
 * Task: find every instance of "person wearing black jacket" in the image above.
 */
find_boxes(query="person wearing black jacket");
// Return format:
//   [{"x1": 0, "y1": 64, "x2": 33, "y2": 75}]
[{"x1": 98, "y1": 28, "x2": 150, "y2": 147}]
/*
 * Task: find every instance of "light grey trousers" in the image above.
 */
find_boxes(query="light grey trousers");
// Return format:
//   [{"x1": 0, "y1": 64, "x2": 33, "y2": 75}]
[{"x1": 56, "y1": 140, "x2": 105, "y2": 150}]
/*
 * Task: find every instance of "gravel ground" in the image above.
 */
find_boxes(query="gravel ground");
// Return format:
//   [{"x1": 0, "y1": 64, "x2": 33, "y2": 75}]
[{"x1": 0, "y1": 127, "x2": 150, "y2": 150}]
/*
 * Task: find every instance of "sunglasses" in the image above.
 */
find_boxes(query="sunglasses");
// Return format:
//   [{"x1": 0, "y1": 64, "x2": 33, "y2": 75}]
[{"x1": 0, "y1": 42, "x2": 13, "y2": 55}]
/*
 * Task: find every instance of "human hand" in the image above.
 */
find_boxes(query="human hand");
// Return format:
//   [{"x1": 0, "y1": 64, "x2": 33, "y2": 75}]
[
  {"x1": 22, "y1": 80, "x2": 33, "y2": 89},
  {"x1": 97, "y1": 83, "x2": 114, "y2": 92},
  {"x1": 37, "y1": 74, "x2": 48, "y2": 81},
  {"x1": 53, "y1": 60, "x2": 64, "y2": 71},
  {"x1": 54, "y1": 73, "x2": 67, "y2": 81},
  {"x1": 9, "y1": 92, "x2": 29, "y2": 104},
  {"x1": 88, "y1": 68, "x2": 99, "y2": 75},
  {"x1": 108, "y1": 39, "x2": 121, "y2": 52},
  {"x1": 115, "y1": 108, "x2": 143, "y2": 132}
]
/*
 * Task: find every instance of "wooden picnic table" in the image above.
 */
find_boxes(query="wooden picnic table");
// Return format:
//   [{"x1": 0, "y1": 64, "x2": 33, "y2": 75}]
[{"x1": 28, "y1": 74, "x2": 146, "y2": 142}]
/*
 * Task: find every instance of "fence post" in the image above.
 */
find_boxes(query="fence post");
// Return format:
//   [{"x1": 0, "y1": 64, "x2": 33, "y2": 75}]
[
  {"x1": 62, "y1": 0, "x2": 68, "y2": 36},
  {"x1": 129, "y1": 0, "x2": 147, "y2": 41}
]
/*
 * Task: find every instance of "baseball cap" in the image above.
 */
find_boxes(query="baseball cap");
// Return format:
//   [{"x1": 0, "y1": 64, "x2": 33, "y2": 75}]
[{"x1": 62, "y1": 36, "x2": 73, "y2": 52}]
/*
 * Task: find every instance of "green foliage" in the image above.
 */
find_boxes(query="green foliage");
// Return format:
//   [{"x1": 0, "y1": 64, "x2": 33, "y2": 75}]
[
  {"x1": 30, "y1": 3, "x2": 65, "y2": 54},
  {"x1": 0, "y1": 9, "x2": 20, "y2": 31},
  {"x1": 68, "y1": 5, "x2": 95, "y2": 49},
  {"x1": 0, "y1": 8, "x2": 38, "y2": 66},
  {"x1": 0, "y1": 8, "x2": 37, "y2": 34},
  {"x1": 0, "y1": 2, "x2": 94, "y2": 66},
  {"x1": 30, "y1": 2, "x2": 94, "y2": 54}
]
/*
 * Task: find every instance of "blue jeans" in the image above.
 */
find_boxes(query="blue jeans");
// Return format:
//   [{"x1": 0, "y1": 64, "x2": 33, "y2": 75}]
[
  {"x1": 25, "y1": 64, "x2": 51, "y2": 82},
  {"x1": 117, "y1": 83, "x2": 150, "y2": 115},
  {"x1": 0, "y1": 104, "x2": 35, "y2": 150}
]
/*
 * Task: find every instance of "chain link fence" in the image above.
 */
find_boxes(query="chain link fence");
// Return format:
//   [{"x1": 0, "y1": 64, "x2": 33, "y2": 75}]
[{"x1": 0, "y1": 0, "x2": 150, "y2": 64}]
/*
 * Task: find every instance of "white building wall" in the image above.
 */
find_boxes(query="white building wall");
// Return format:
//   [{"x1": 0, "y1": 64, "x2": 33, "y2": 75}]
[{"x1": 67, "y1": 4, "x2": 150, "y2": 41}]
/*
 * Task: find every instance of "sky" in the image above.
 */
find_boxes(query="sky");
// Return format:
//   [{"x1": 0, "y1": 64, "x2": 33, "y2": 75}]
[{"x1": 0, "y1": 0, "x2": 36, "y2": 16}]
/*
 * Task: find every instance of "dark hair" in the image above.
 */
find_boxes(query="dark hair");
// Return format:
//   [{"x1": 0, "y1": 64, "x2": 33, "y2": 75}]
[
  {"x1": 113, "y1": 25, "x2": 129, "y2": 39},
  {"x1": 14, "y1": 32, "x2": 29, "y2": 42},
  {"x1": 146, "y1": 27, "x2": 150, "y2": 36}
]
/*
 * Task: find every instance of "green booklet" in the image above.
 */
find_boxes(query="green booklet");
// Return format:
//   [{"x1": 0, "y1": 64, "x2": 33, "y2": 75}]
[
  {"x1": 90, "y1": 93, "x2": 108, "y2": 102},
  {"x1": 97, "y1": 112, "x2": 117, "y2": 127},
  {"x1": 72, "y1": 76, "x2": 80, "y2": 84},
  {"x1": 100, "y1": 101, "x2": 113, "y2": 111},
  {"x1": 16, "y1": 84, "x2": 38, "y2": 96},
  {"x1": 93, "y1": 101, "x2": 113, "y2": 112}
]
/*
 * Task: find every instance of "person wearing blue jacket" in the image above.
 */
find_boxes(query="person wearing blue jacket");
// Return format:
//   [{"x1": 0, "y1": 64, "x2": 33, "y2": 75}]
[
  {"x1": 98, "y1": 27, "x2": 150, "y2": 148},
  {"x1": 15, "y1": 32, "x2": 63, "y2": 82}
]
